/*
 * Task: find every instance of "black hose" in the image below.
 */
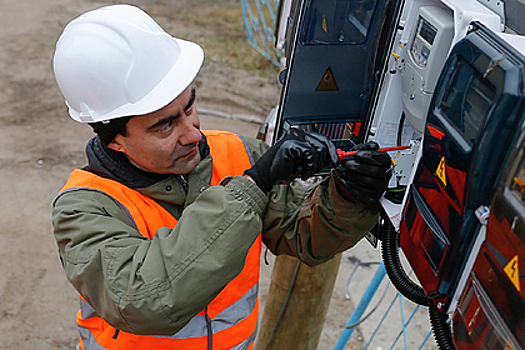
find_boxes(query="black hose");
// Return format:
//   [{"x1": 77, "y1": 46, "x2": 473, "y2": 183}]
[
  {"x1": 429, "y1": 303, "x2": 456, "y2": 350},
  {"x1": 380, "y1": 216, "x2": 457, "y2": 349},
  {"x1": 380, "y1": 219, "x2": 430, "y2": 306}
]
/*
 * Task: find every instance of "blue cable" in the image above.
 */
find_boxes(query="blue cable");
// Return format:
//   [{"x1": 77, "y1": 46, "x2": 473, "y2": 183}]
[{"x1": 418, "y1": 329, "x2": 434, "y2": 349}]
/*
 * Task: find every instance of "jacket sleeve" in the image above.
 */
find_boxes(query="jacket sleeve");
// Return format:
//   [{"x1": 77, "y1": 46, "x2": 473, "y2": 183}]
[
  {"x1": 243, "y1": 136, "x2": 380, "y2": 267},
  {"x1": 52, "y1": 176, "x2": 267, "y2": 336}
]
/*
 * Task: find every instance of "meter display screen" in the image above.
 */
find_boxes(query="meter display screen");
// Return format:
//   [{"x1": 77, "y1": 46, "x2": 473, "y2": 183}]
[
  {"x1": 410, "y1": 16, "x2": 438, "y2": 67},
  {"x1": 420, "y1": 19, "x2": 436, "y2": 45}
]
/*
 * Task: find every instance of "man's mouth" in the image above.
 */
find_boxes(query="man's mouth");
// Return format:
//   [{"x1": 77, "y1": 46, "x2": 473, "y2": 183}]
[{"x1": 178, "y1": 145, "x2": 198, "y2": 159}]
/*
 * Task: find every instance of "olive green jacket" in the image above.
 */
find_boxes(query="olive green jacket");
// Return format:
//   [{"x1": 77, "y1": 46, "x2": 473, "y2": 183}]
[{"x1": 52, "y1": 133, "x2": 379, "y2": 336}]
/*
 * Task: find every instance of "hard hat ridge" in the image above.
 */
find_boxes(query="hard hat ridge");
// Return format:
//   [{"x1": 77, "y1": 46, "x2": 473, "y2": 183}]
[{"x1": 53, "y1": 4, "x2": 204, "y2": 123}]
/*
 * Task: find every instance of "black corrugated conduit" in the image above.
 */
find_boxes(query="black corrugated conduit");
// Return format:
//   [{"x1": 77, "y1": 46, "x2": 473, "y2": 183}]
[
  {"x1": 429, "y1": 302, "x2": 456, "y2": 350},
  {"x1": 380, "y1": 218, "x2": 430, "y2": 306},
  {"x1": 380, "y1": 215, "x2": 457, "y2": 350}
]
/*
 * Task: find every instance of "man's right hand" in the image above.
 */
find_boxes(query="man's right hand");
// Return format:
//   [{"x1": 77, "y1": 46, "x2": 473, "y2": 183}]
[
  {"x1": 244, "y1": 128, "x2": 338, "y2": 194},
  {"x1": 334, "y1": 142, "x2": 392, "y2": 204}
]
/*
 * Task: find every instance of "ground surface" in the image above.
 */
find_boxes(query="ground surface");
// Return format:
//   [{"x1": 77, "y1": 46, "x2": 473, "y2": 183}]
[{"x1": 0, "y1": 1, "x2": 435, "y2": 349}]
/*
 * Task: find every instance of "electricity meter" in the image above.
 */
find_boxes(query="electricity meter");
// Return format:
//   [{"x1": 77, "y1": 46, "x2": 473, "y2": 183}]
[{"x1": 402, "y1": 6, "x2": 454, "y2": 134}]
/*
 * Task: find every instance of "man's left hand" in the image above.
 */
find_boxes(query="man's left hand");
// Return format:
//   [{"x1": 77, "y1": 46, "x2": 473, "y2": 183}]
[{"x1": 244, "y1": 128, "x2": 339, "y2": 194}]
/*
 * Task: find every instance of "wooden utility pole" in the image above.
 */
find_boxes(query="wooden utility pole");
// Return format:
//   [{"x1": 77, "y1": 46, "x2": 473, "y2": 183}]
[{"x1": 255, "y1": 253, "x2": 342, "y2": 350}]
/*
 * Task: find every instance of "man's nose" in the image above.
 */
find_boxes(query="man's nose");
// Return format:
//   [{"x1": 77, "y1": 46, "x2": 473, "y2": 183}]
[{"x1": 179, "y1": 114, "x2": 201, "y2": 145}]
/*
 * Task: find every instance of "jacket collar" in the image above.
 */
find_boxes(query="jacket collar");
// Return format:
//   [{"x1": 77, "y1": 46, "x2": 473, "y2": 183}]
[{"x1": 84, "y1": 134, "x2": 210, "y2": 189}]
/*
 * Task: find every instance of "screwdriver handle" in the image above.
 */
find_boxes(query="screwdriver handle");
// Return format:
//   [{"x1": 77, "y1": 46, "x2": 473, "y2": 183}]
[{"x1": 337, "y1": 145, "x2": 409, "y2": 160}]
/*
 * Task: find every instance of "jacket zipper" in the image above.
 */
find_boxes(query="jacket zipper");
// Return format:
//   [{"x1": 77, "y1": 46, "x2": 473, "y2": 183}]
[
  {"x1": 178, "y1": 175, "x2": 189, "y2": 193},
  {"x1": 205, "y1": 307, "x2": 213, "y2": 350}
]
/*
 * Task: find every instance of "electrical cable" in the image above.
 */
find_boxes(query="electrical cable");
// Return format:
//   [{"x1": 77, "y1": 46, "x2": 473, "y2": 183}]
[
  {"x1": 429, "y1": 303, "x2": 457, "y2": 350},
  {"x1": 381, "y1": 216, "x2": 429, "y2": 306},
  {"x1": 397, "y1": 112, "x2": 406, "y2": 147},
  {"x1": 344, "y1": 279, "x2": 391, "y2": 329},
  {"x1": 264, "y1": 259, "x2": 301, "y2": 350},
  {"x1": 345, "y1": 261, "x2": 381, "y2": 299},
  {"x1": 383, "y1": 111, "x2": 408, "y2": 204},
  {"x1": 380, "y1": 215, "x2": 457, "y2": 349}
]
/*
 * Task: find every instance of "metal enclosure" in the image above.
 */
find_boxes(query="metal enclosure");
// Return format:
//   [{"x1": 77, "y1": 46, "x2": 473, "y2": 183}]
[{"x1": 399, "y1": 22, "x2": 525, "y2": 311}]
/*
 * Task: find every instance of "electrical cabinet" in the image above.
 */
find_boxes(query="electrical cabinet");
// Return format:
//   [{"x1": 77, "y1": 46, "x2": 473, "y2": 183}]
[
  {"x1": 274, "y1": 0, "x2": 403, "y2": 149},
  {"x1": 399, "y1": 22, "x2": 525, "y2": 310}
]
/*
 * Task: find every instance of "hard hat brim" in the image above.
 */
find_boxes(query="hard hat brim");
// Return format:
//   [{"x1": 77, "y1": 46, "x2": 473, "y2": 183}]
[{"x1": 68, "y1": 37, "x2": 204, "y2": 123}]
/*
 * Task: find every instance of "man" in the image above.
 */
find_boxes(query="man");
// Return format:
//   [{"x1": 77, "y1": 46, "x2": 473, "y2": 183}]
[{"x1": 52, "y1": 4, "x2": 392, "y2": 350}]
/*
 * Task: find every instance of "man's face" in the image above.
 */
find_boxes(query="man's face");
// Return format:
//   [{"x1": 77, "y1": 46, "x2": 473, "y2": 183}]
[{"x1": 108, "y1": 86, "x2": 202, "y2": 175}]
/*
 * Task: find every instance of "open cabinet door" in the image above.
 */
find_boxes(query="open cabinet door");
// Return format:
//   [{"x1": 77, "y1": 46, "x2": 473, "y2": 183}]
[
  {"x1": 452, "y1": 123, "x2": 525, "y2": 349},
  {"x1": 400, "y1": 22, "x2": 525, "y2": 311},
  {"x1": 274, "y1": 0, "x2": 404, "y2": 149}
]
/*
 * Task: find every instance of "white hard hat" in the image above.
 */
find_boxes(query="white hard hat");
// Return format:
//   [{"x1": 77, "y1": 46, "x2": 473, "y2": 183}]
[{"x1": 53, "y1": 4, "x2": 204, "y2": 123}]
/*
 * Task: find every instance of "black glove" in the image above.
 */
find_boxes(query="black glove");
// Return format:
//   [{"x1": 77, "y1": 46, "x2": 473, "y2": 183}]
[
  {"x1": 245, "y1": 128, "x2": 339, "y2": 194},
  {"x1": 335, "y1": 142, "x2": 392, "y2": 204}
]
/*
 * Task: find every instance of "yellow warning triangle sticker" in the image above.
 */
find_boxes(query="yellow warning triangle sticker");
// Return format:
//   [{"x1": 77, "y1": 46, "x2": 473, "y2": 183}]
[
  {"x1": 504, "y1": 255, "x2": 521, "y2": 292},
  {"x1": 316, "y1": 67, "x2": 339, "y2": 91},
  {"x1": 435, "y1": 156, "x2": 447, "y2": 187}
]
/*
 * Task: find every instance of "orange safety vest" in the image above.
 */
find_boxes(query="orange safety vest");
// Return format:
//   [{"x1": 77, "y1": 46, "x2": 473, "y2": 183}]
[{"x1": 58, "y1": 130, "x2": 261, "y2": 350}]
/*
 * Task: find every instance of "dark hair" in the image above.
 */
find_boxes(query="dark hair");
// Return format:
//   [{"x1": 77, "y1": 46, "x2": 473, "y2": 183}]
[{"x1": 89, "y1": 116, "x2": 132, "y2": 146}]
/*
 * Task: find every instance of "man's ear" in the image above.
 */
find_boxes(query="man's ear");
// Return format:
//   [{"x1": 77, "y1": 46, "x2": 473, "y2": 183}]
[{"x1": 107, "y1": 135, "x2": 126, "y2": 153}]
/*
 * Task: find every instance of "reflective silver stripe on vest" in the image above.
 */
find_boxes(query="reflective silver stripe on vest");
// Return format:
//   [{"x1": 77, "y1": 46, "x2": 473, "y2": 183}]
[
  {"x1": 77, "y1": 283, "x2": 258, "y2": 349},
  {"x1": 230, "y1": 322, "x2": 258, "y2": 350},
  {"x1": 80, "y1": 298, "x2": 98, "y2": 319},
  {"x1": 155, "y1": 283, "x2": 259, "y2": 339},
  {"x1": 78, "y1": 323, "x2": 257, "y2": 350},
  {"x1": 237, "y1": 135, "x2": 255, "y2": 166},
  {"x1": 78, "y1": 324, "x2": 109, "y2": 350}
]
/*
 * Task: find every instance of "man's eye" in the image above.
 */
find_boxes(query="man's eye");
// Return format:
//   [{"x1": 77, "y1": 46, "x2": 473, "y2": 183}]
[
  {"x1": 185, "y1": 104, "x2": 194, "y2": 116},
  {"x1": 160, "y1": 122, "x2": 172, "y2": 132}
]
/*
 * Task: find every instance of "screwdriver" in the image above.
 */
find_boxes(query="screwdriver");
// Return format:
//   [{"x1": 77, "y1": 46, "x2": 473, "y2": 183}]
[{"x1": 337, "y1": 145, "x2": 410, "y2": 160}]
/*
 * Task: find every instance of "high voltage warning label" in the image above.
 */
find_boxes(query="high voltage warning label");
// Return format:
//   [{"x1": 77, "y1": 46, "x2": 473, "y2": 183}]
[
  {"x1": 504, "y1": 255, "x2": 521, "y2": 292},
  {"x1": 435, "y1": 156, "x2": 447, "y2": 187},
  {"x1": 316, "y1": 67, "x2": 339, "y2": 91}
]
